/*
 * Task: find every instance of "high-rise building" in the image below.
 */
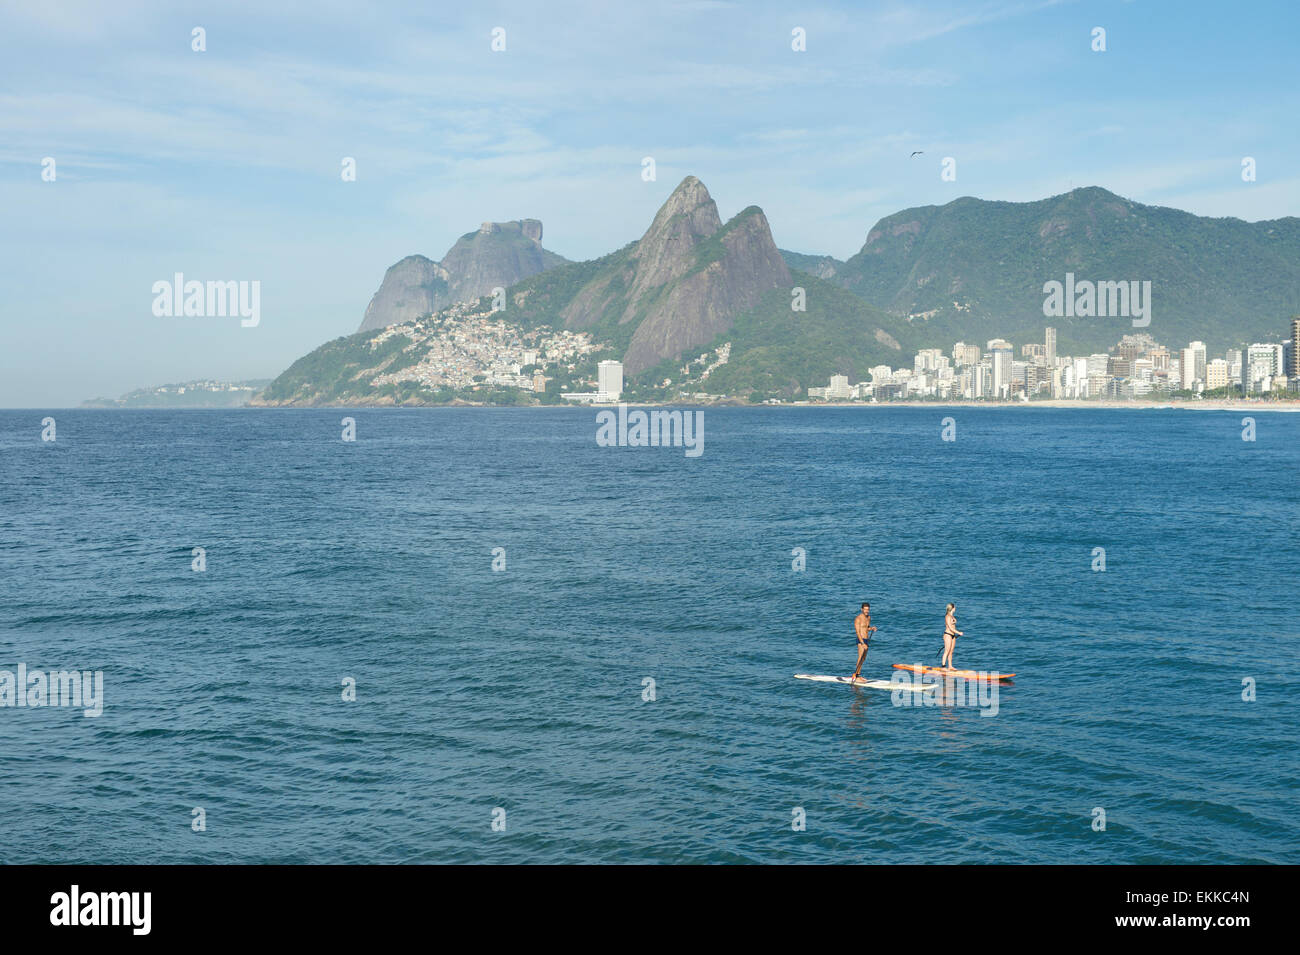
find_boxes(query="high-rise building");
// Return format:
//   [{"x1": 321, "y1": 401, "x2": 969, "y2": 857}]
[
  {"x1": 1167, "y1": 359, "x2": 1182, "y2": 389},
  {"x1": 1180, "y1": 348, "x2": 1195, "y2": 392},
  {"x1": 1050, "y1": 364, "x2": 1065, "y2": 398},
  {"x1": 1114, "y1": 343, "x2": 1136, "y2": 362},
  {"x1": 953, "y1": 342, "x2": 980, "y2": 367},
  {"x1": 1246, "y1": 343, "x2": 1283, "y2": 375},
  {"x1": 1223, "y1": 348, "x2": 1241, "y2": 386},
  {"x1": 915, "y1": 348, "x2": 945, "y2": 373},
  {"x1": 1206, "y1": 359, "x2": 1229, "y2": 391},
  {"x1": 990, "y1": 345, "x2": 1013, "y2": 399},
  {"x1": 1021, "y1": 361, "x2": 1046, "y2": 394},
  {"x1": 1072, "y1": 358, "x2": 1089, "y2": 398},
  {"x1": 1181, "y1": 343, "x2": 1207, "y2": 392},
  {"x1": 598, "y1": 359, "x2": 623, "y2": 398},
  {"x1": 1290, "y1": 318, "x2": 1300, "y2": 378},
  {"x1": 1045, "y1": 327, "x2": 1057, "y2": 367},
  {"x1": 1244, "y1": 343, "x2": 1284, "y2": 392}
]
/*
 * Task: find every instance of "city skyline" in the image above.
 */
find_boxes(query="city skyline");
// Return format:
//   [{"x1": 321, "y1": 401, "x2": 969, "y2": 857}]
[{"x1": 806, "y1": 318, "x2": 1298, "y2": 403}]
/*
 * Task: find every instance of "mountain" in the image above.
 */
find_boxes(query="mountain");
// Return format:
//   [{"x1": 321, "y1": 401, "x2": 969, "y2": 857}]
[
  {"x1": 509, "y1": 176, "x2": 793, "y2": 374},
  {"x1": 257, "y1": 176, "x2": 913, "y2": 405},
  {"x1": 357, "y1": 219, "x2": 567, "y2": 332},
  {"x1": 828, "y1": 186, "x2": 1300, "y2": 353},
  {"x1": 260, "y1": 180, "x2": 1297, "y2": 407}
]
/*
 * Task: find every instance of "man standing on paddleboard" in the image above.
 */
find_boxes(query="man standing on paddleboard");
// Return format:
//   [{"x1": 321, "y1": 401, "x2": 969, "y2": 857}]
[
  {"x1": 940, "y1": 602, "x2": 963, "y2": 670},
  {"x1": 850, "y1": 602, "x2": 877, "y2": 682}
]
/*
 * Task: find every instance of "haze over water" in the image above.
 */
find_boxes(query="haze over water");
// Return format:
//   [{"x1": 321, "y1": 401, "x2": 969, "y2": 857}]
[{"x1": 1, "y1": 407, "x2": 1295, "y2": 863}]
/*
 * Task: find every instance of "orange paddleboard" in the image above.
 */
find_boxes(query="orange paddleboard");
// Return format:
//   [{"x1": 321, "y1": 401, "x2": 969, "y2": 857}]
[{"x1": 892, "y1": 663, "x2": 1015, "y2": 682}]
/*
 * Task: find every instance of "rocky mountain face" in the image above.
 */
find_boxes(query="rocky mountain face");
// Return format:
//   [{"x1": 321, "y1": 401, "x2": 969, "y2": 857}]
[
  {"x1": 553, "y1": 176, "x2": 791, "y2": 373},
  {"x1": 825, "y1": 187, "x2": 1300, "y2": 352},
  {"x1": 357, "y1": 255, "x2": 449, "y2": 332},
  {"x1": 358, "y1": 220, "x2": 567, "y2": 332}
]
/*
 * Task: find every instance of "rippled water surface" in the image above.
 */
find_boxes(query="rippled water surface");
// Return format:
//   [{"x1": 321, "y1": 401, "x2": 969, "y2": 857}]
[{"x1": 1, "y1": 406, "x2": 1296, "y2": 863}]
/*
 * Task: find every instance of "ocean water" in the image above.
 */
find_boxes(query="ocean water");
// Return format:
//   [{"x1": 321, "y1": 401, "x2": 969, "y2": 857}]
[{"x1": 0, "y1": 406, "x2": 1296, "y2": 864}]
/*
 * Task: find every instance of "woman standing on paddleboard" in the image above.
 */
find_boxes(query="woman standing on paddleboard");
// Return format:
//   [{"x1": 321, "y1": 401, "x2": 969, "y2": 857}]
[{"x1": 940, "y1": 603, "x2": 963, "y2": 670}]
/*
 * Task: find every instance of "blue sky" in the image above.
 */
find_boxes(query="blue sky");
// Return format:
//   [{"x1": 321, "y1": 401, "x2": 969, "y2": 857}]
[{"x1": 2, "y1": 0, "x2": 1297, "y2": 406}]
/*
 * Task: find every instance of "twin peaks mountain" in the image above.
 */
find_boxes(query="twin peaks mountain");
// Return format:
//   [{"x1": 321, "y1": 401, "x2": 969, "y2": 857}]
[
  {"x1": 549, "y1": 176, "x2": 790, "y2": 373},
  {"x1": 261, "y1": 176, "x2": 1300, "y2": 405},
  {"x1": 501, "y1": 175, "x2": 896, "y2": 392},
  {"x1": 358, "y1": 219, "x2": 568, "y2": 332}
]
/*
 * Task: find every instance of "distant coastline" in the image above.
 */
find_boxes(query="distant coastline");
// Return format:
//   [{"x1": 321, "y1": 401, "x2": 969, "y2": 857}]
[{"x1": 81, "y1": 379, "x2": 271, "y2": 409}]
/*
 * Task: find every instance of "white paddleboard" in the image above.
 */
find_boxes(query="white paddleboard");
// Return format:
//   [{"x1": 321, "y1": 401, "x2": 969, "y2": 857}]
[{"x1": 795, "y1": 673, "x2": 936, "y2": 692}]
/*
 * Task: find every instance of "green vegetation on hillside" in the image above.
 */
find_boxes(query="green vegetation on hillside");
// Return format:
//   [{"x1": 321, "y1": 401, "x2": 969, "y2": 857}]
[
  {"x1": 828, "y1": 187, "x2": 1300, "y2": 353},
  {"x1": 258, "y1": 330, "x2": 416, "y2": 403},
  {"x1": 779, "y1": 249, "x2": 846, "y2": 276},
  {"x1": 689, "y1": 271, "x2": 917, "y2": 397},
  {"x1": 504, "y1": 243, "x2": 642, "y2": 354}
]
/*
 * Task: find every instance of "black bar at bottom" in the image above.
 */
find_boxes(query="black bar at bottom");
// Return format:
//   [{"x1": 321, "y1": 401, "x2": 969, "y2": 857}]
[{"x1": 0, "y1": 864, "x2": 1277, "y2": 941}]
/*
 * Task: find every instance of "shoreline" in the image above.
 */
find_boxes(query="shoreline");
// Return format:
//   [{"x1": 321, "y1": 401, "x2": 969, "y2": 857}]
[
  {"x1": 49, "y1": 397, "x2": 1300, "y2": 412},
  {"x1": 780, "y1": 399, "x2": 1300, "y2": 412}
]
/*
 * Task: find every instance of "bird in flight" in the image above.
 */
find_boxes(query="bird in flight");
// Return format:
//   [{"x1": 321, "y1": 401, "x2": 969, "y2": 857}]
[{"x1": 910, "y1": 150, "x2": 924, "y2": 158}]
